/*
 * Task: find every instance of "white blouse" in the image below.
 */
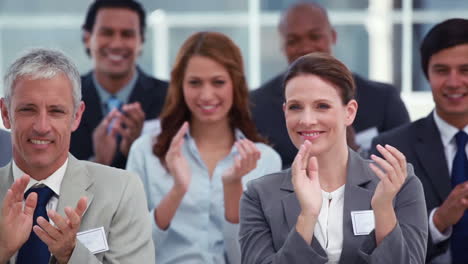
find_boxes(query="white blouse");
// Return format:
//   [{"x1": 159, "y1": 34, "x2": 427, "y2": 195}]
[{"x1": 314, "y1": 185, "x2": 345, "y2": 264}]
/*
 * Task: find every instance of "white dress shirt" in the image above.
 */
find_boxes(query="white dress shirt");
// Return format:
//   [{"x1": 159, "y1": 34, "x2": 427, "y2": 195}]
[
  {"x1": 430, "y1": 111, "x2": 468, "y2": 263},
  {"x1": 11, "y1": 159, "x2": 68, "y2": 264},
  {"x1": 314, "y1": 185, "x2": 345, "y2": 264}
]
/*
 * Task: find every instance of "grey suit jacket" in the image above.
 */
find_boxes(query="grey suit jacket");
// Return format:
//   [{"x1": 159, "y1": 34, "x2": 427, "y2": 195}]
[
  {"x1": 239, "y1": 150, "x2": 428, "y2": 264},
  {"x1": 0, "y1": 129, "x2": 12, "y2": 167},
  {"x1": 0, "y1": 154, "x2": 155, "y2": 264}
]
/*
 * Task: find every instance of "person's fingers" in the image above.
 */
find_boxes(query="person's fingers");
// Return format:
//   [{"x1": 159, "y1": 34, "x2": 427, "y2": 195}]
[
  {"x1": 369, "y1": 163, "x2": 392, "y2": 186},
  {"x1": 302, "y1": 141, "x2": 312, "y2": 170},
  {"x1": 74, "y1": 197, "x2": 88, "y2": 218},
  {"x1": 37, "y1": 215, "x2": 62, "y2": 239},
  {"x1": 307, "y1": 156, "x2": 319, "y2": 181},
  {"x1": 292, "y1": 144, "x2": 306, "y2": 181},
  {"x1": 2, "y1": 189, "x2": 14, "y2": 216},
  {"x1": 23, "y1": 192, "x2": 38, "y2": 217},
  {"x1": 33, "y1": 224, "x2": 54, "y2": 245},
  {"x1": 384, "y1": 144, "x2": 407, "y2": 182},
  {"x1": 47, "y1": 210, "x2": 68, "y2": 232},
  {"x1": 370, "y1": 154, "x2": 398, "y2": 185},
  {"x1": 376, "y1": 145, "x2": 402, "y2": 183},
  {"x1": 122, "y1": 103, "x2": 145, "y2": 124},
  {"x1": 171, "y1": 122, "x2": 189, "y2": 147}
]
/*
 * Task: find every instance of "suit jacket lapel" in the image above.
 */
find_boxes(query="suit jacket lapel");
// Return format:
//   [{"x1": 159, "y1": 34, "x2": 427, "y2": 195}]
[
  {"x1": 340, "y1": 150, "x2": 375, "y2": 264},
  {"x1": 81, "y1": 73, "x2": 104, "y2": 130},
  {"x1": 56, "y1": 155, "x2": 94, "y2": 217},
  {"x1": 0, "y1": 163, "x2": 14, "y2": 203},
  {"x1": 128, "y1": 69, "x2": 153, "y2": 116},
  {"x1": 414, "y1": 114, "x2": 451, "y2": 201}
]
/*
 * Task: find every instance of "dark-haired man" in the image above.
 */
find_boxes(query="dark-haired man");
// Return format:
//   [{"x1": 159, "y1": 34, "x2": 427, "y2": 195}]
[
  {"x1": 251, "y1": 2, "x2": 410, "y2": 168},
  {"x1": 371, "y1": 19, "x2": 468, "y2": 263},
  {"x1": 70, "y1": 0, "x2": 168, "y2": 169}
]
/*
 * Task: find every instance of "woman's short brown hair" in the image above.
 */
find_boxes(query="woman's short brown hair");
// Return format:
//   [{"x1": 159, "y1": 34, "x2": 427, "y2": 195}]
[{"x1": 283, "y1": 52, "x2": 355, "y2": 104}]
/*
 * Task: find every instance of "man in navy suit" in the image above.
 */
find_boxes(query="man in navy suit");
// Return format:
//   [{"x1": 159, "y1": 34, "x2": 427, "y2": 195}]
[
  {"x1": 70, "y1": 0, "x2": 168, "y2": 169},
  {"x1": 0, "y1": 129, "x2": 11, "y2": 167},
  {"x1": 371, "y1": 19, "x2": 468, "y2": 263},
  {"x1": 251, "y1": 2, "x2": 410, "y2": 169}
]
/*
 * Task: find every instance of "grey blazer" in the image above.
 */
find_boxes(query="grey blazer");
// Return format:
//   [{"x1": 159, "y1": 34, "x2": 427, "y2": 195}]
[
  {"x1": 0, "y1": 129, "x2": 12, "y2": 167},
  {"x1": 0, "y1": 154, "x2": 155, "y2": 264},
  {"x1": 239, "y1": 150, "x2": 428, "y2": 264}
]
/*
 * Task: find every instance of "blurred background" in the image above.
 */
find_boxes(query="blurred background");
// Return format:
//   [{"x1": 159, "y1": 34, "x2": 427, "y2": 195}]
[{"x1": 1, "y1": 0, "x2": 467, "y2": 129}]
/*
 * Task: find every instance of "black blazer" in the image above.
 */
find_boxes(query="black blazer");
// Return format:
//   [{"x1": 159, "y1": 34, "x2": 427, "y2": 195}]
[
  {"x1": 70, "y1": 68, "x2": 168, "y2": 169},
  {"x1": 370, "y1": 113, "x2": 451, "y2": 261},
  {"x1": 250, "y1": 72, "x2": 410, "y2": 169}
]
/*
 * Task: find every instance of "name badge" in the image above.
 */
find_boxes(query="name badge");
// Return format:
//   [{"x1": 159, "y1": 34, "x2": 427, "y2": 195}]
[
  {"x1": 351, "y1": 210, "x2": 375, "y2": 236},
  {"x1": 77, "y1": 227, "x2": 109, "y2": 254}
]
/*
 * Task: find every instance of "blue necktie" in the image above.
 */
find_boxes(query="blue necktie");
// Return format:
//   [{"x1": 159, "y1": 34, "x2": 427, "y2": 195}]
[
  {"x1": 106, "y1": 96, "x2": 122, "y2": 114},
  {"x1": 16, "y1": 186, "x2": 55, "y2": 264},
  {"x1": 450, "y1": 130, "x2": 468, "y2": 264},
  {"x1": 106, "y1": 96, "x2": 122, "y2": 133}
]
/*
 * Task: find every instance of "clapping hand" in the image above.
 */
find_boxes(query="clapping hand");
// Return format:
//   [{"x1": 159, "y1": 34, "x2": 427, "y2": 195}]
[
  {"x1": 34, "y1": 197, "x2": 88, "y2": 264},
  {"x1": 292, "y1": 140, "x2": 322, "y2": 217},
  {"x1": 370, "y1": 144, "x2": 408, "y2": 210},
  {"x1": 222, "y1": 139, "x2": 261, "y2": 184},
  {"x1": 0, "y1": 175, "x2": 36, "y2": 262},
  {"x1": 165, "y1": 122, "x2": 191, "y2": 192}
]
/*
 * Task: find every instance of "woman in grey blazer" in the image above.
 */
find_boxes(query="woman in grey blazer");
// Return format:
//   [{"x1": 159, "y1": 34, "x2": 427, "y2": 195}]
[{"x1": 239, "y1": 53, "x2": 428, "y2": 263}]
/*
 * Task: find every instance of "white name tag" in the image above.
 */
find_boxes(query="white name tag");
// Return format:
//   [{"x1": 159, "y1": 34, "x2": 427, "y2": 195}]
[
  {"x1": 351, "y1": 210, "x2": 375, "y2": 236},
  {"x1": 77, "y1": 227, "x2": 109, "y2": 254}
]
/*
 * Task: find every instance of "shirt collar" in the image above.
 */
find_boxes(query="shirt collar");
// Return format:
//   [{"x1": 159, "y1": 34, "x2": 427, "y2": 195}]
[
  {"x1": 433, "y1": 111, "x2": 468, "y2": 147},
  {"x1": 184, "y1": 128, "x2": 247, "y2": 156},
  {"x1": 92, "y1": 68, "x2": 139, "y2": 105},
  {"x1": 12, "y1": 159, "x2": 68, "y2": 196}
]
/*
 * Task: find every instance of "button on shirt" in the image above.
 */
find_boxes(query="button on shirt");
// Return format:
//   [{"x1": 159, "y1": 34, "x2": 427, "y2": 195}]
[
  {"x1": 314, "y1": 185, "x2": 345, "y2": 264},
  {"x1": 126, "y1": 128, "x2": 282, "y2": 264},
  {"x1": 11, "y1": 159, "x2": 68, "y2": 264},
  {"x1": 429, "y1": 111, "x2": 468, "y2": 263}
]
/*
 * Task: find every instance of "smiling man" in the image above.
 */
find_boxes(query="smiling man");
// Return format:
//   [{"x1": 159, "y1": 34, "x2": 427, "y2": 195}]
[
  {"x1": 0, "y1": 48, "x2": 154, "y2": 264},
  {"x1": 371, "y1": 19, "x2": 468, "y2": 264},
  {"x1": 70, "y1": 0, "x2": 168, "y2": 169}
]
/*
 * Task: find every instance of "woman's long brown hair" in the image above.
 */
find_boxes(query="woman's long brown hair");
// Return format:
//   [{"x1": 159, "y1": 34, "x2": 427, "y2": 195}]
[{"x1": 153, "y1": 31, "x2": 266, "y2": 166}]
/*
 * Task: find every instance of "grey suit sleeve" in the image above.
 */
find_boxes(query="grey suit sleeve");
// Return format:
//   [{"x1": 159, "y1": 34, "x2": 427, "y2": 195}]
[
  {"x1": 239, "y1": 182, "x2": 327, "y2": 264},
  {"x1": 358, "y1": 166, "x2": 428, "y2": 263},
  {"x1": 62, "y1": 173, "x2": 155, "y2": 264},
  {"x1": 382, "y1": 87, "x2": 410, "y2": 132}
]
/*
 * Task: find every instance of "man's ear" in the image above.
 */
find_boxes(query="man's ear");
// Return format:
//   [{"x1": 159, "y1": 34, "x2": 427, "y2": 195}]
[
  {"x1": 83, "y1": 31, "x2": 91, "y2": 50},
  {"x1": 331, "y1": 27, "x2": 337, "y2": 46},
  {"x1": 0, "y1": 98, "x2": 12, "y2": 129},
  {"x1": 71, "y1": 101, "x2": 85, "y2": 132}
]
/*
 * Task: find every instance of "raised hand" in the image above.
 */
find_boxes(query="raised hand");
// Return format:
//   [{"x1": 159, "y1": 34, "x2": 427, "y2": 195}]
[
  {"x1": 118, "y1": 102, "x2": 145, "y2": 157},
  {"x1": 92, "y1": 109, "x2": 121, "y2": 165},
  {"x1": 292, "y1": 140, "x2": 322, "y2": 217},
  {"x1": 370, "y1": 144, "x2": 408, "y2": 210},
  {"x1": 222, "y1": 139, "x2": 261, "y2": 184},
  {"x1": 433, "y1": 182, "x2": 468, "y2": 233},
  {"x1": 0, "y1": 174, "x2": 36, "y2": 262},
  {"x1": 34, "y1": 197, "x2": 88, "y2": 264},
  {"x1": 165, "y1": 122, "x2": 191, "y2": 192}
]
